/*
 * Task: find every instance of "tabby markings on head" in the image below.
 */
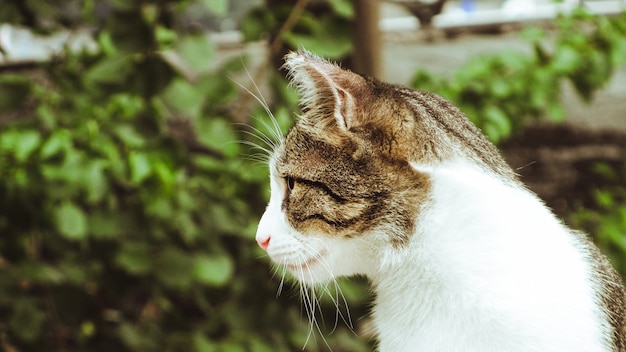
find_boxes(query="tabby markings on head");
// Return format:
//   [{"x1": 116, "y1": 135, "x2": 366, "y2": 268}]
[{"x1": 255, "y1": 49, "x2": 626, "y2": 352}]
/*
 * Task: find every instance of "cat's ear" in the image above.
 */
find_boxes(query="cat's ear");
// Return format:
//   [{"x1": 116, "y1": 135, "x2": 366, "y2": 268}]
[{"x1": 283, "y1": 50, "x2": 364, "y2": 132}]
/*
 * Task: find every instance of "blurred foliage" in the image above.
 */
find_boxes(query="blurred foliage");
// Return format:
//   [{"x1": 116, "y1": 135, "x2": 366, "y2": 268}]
[
  {"x1": 410, "y1": 9, "x2": 626, "y2": 282},
  {"x1": 242, "y1": 0, "x2": 354, "y2": 59},
  {"x1": 412, "y1": 10, "x2": 626, "y2": 143},
  {"x1": 0, "y1": 0, "x2": 370, "y2": 351},
  {"x1": 571, "y1": 160, "x2": 626, "y2": 278}
]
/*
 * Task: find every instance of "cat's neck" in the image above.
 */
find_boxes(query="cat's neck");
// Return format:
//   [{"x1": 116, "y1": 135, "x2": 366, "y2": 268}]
[
  {"x1": 367, "y1": 161, "x2": 607, "y2": 352},
  {"x1": 369, "y1": 160, "x2": 536, "y2": 290}
]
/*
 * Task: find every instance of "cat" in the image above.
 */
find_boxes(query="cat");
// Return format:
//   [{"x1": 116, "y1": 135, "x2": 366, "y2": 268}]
[{"x1": 254, "y1": 50, "x2": 626, "y2": 351}]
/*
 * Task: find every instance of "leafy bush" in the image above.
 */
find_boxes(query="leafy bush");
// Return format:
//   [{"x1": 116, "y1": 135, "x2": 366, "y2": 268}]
[
  {"x1": 242, "y1": 0, "x2": 354, "y2": 60},
  {"x1": 411, "y1": 10, "x2": 626, "y2": 142},
  {"x1": 410, "y1": 9, "x2": 626, "y2": 279},
  {"x1": 411, "y1": 9, "x2": 626, "y2": 280},
  {"x1": 571, "y1": 161, "x2": 626, "y2": 279},
  {"x1": 0, "y1": 1, "x2": 371, "y2": 351}
]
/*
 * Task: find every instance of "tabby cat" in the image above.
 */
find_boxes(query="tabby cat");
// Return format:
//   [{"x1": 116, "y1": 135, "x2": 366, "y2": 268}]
[{"x1": 255, "y1": 50, "x2": 626, "y2": 351}]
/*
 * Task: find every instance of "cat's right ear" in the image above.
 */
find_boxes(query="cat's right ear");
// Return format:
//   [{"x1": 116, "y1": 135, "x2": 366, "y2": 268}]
[{"x1": 283, "y1": 50, "x2": 365, "y2": 133}]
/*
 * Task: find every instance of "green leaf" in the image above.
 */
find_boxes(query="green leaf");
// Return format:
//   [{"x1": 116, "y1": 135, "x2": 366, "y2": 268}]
[
  {"x1": 208, "y1": 205, "x2": 241, "y2": 233},
  {"x1": 140, "y1": 3, "x2": 158, "y2": 24},
  {"x1": 155, "y1": 248, "x2": 195, "y2": 289},
  {"x1": 283, "y1": 30, "x2": 351, "y2": 59},
  {"x1": 58, "y1": 260, "x2": 88, "y2": 284},
  {"x1": 36, "y1": 104, "x2": 57, "y2": 129},
  {"x1": 520, "y1": 26, "x2": 546, "y2": 42},
  {"x1": 115, "y1": 124, "x2": 146, "y2": 148},
  {"x1": 490, "y1": 79, "x2": 510, "y2": 98},
  {"x1": 546, "y1": 103, "x2": 565, "y2": 122},
  {"x1": 83, "y1": 160, "x2": 108, "y2": 203},
  {"x1": 128, "y1": 152, "x2": 152, "y2": 185},
  {"x1": 97, "y1": 31, "x2": 117, "y2": 56},
  {"x1": 217, "y1": 341, "x2": 246, "y2": 352},
  {"x1": 592, "y1": 163, "x2": 617, "y2": 179},
  {"x1": 161, "y1": 78, "x2": 204, "y2": 117},
  {"x1": 175, "y1": 213, "x2": 200, "y2": 243},
  {"x1": 194, "y1": 333, "x2": 218, "y2": 352},
  {"x1": 610, "y1": 36, "x2": 626, "y2": 66},
  {"x1": 178, "y1": 34, "x2": 215, "y2": 72},
  {"x1": 241, "y1": 8, "x2": 275, "y2": 42},
  {"x1": 550, "y1": 45, "x2": 581, "y2": 74},
  {"x1": 89, "y1": 210, "x2": 124, "y2": 239},
  {"x1": 41, "y1": 147, "x2": 85, "y2": 184},
  {"x1": 200, "y1": 0, "x2": 228, "y2": 16},
  {"x1": 196, "y1": 72, "x2": 237, "y2": 106},
  {"x1": 483, "y1": 105, "x2": 512, "y2": 142},
  {"x1": 108, "y1": 94, "x2": 144, "y2": 119},
  {"x1": 247, "y1": 338, "x2": 277, "y2": 352},
  {"x1": 596, "y1": 190, "x2": 614, "y2": 208},
  {"x1": 195, "y1": 117, "x2": 238, "y2": 156},
  {"x1": 194, "y1": 254, "x2": 234, "y2": 286},
  {"x1": 55, "y1": 202, "x2": 88, "y2": 240},
  {"x1": 80, "y1": 321, "x2": 96, "y2": 338},
  {"x1": 115, "y1": 242, "x2": 152, "y2": 275},
  {"x1": 155, "y1": 26, "x2": 177, "y2": 49},
  {"x1": 40, "y1": 129, "x2": 71, "y2": 160},
  {"x1": 8, "y1": 299, "x2": 46, "y2": 343},
  {"x1": 118, "y1": 323, "x2": 157, "y2": 350},
  {"x1": 328, "y1": 0, "x2": 353, "y2": 18},
  {"x1": 20, "y1": 261, "x2": 64, "y2": 284},
  {"x1": 85, "y1": 54, "x2": 134, "y2": 85},
  {"x1": 145, "y1": 196, "x2": 174, "y2": 219},
  {"x1": 14, "y1": 130, "x2": 41, "y2": 162}
]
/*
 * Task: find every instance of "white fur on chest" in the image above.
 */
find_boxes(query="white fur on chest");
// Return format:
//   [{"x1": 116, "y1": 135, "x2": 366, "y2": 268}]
[{"x1": 371, "y1": 162, "x2": 609, "y2": 352}]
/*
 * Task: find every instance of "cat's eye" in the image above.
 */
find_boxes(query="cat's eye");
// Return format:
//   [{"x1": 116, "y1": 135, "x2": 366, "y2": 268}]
[{"x1": 286, "y1": 176, "x2": 295, "y2": 191}]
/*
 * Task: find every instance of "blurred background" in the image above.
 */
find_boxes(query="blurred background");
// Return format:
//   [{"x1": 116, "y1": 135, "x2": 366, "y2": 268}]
[{"x1": 0, "y1": 0, "x2": 625, "y2": 351}]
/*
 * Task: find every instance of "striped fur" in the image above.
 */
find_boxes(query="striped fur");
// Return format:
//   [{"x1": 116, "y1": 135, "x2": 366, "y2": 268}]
[{"x1": 256, "y1": 50, "x2": 625, "y2": 351}]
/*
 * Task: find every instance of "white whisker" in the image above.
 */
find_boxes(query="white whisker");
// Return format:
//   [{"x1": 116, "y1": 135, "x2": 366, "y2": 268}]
[
  {"x1": 240, "y1": 125, "x2": 277, "y2": 148},
  {"x1": 232, "y1": 69, "x2": 286, "y2": 142},
  {"x1": 277, "y1": 269, "x2": 287, "y2": 298},
  {"x1": 237, "y1": 139, "x2": 274, "y2": 158},
  {"x1": 231, "y1": 64, "x2": 288, "y2": 171},
  {"x1": 305, "y1": 239, "x2": 355, "y2": 332}
]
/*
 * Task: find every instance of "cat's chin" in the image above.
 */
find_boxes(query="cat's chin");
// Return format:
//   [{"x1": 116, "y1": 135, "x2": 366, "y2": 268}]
[
  {"x1": 268, "y1": 234, "x2": 377, "y2": 285},
  {"x1": 287, "y1": 267, "x2": 336, "y2": 286},
  {"x1": 282, "y1": 249, "x2": 327, "y2": 272},
  {"x1": 278, "y1": 249, "x2": 338, "y2": 285}
]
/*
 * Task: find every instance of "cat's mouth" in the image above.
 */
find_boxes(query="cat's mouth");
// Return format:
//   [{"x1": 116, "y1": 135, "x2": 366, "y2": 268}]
[{"x1": 283, "y1": 250, "x2": 328, "y2": 272}]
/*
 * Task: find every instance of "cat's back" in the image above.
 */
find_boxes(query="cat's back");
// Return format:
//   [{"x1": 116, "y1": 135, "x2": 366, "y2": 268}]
[
  {"x1": 582, "y1": 230, "x2": 626, "y2": 351},
  {"x1": 399, "y1": 84, "x2": 626, "y2": 351}
]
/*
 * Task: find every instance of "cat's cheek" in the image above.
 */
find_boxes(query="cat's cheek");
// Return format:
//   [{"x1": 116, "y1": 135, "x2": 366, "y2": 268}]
[{"x1": 257, "y1": 204, "x2": 335, "y2": 283}]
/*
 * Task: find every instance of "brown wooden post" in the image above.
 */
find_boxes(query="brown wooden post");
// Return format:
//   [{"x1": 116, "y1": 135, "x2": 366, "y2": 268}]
[{"x1": 353, "y1": 0, "x2": 382, "y2": 79}]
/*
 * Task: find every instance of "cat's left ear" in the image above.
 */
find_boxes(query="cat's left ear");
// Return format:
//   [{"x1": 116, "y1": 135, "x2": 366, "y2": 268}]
[{"x1": 283, "y1": 50, "x2": 365, "y2": 132}]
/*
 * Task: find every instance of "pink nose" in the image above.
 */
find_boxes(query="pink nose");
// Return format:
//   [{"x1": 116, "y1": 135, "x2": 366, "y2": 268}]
[{"x1": 257, "y1": 235, "x2": 271, "y2": 251}]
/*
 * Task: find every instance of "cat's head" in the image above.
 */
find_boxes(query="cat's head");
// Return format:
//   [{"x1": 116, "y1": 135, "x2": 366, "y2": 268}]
[{"x1": 255, "y1": 50, "x2": 513, "y2": 285}]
